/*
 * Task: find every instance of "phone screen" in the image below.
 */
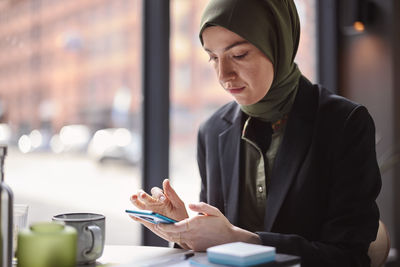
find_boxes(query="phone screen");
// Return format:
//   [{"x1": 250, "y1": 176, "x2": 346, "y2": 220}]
[{"x1": 125, "y1": 210, "x2": 177, "y2": 224}]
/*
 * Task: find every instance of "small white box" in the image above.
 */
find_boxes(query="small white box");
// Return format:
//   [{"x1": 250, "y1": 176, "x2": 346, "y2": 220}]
[{"x1": 207, "y1": 242, "x2": 276, "y2": 266}]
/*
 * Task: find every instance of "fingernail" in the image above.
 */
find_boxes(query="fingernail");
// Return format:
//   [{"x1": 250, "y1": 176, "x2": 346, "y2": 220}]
[
  {"x1": 140, "y1": 193, "x2": 146, "y2": 199},
  {"x1": 159, "y1": 195, "x2": 165, "y2": 202},
  {"x1": 131, "y1": 195, "x2": 137, "y2": 201}
]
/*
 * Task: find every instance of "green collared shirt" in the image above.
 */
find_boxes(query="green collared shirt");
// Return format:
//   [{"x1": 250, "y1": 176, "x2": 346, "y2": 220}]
[{"x1": 238, "y1": 116, "x2": 286, "y2": 232}]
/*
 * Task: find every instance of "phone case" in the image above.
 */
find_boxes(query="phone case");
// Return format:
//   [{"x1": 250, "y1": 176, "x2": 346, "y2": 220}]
[{"x1": 125, "y1": 210, "x2": 177, "y2": 224}]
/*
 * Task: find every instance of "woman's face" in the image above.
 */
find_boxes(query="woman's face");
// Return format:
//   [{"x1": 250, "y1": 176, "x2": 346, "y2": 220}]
[{"x1": 202, "y1": 26, "x2": 274, "y2": 105}]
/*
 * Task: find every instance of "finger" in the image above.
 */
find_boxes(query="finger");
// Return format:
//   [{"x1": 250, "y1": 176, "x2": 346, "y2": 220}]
[
  {"x1": 157, "y1": 218, "x2": 191, "y2": 233},
  {"x1": 137, "y1": 189, "x2": 159, "y2": 204},
  {"x1": 189, "y1": 202, "x2": 221, "y2": 216},
  {"x1": 179, "y1": 242, "x2": 191, "y2": 250},
  {"x1": 129, "y1": 215, "x2": 176, "y2": 242},
  {"x1": 163, "y1": 179, "x2": 183, "y2": 204},
  {"x1": 130, "y1": 194, "x2": 138, "y2": 203},
  {"x1": 151, "y1": 186, "x2": 166, "y2": 202},
  {"x1": 130, "y1": 195, "x2": 148, "y2": 210},
  {"x1": 128, "y1": 214, "x2": 155, "y2": 229}
]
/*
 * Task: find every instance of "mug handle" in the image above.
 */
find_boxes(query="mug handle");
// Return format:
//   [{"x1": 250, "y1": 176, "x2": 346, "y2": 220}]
[{"x1": 83, "y1": 225, "x2": 103, "y2": 257}]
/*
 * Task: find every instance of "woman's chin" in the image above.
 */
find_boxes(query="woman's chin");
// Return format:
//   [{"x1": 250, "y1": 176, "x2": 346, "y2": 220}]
[{"x1": 234, "y1": 98, "x2": 259, "y2": 106}]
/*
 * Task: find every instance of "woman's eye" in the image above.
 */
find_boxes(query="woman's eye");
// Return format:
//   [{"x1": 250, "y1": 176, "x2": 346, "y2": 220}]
[
  {"x1": 233, "y1": 52, "x2": 248, "y2": 59},
  {"x1": 208, "y1": 55, "x2": 218, "y2": 62}
]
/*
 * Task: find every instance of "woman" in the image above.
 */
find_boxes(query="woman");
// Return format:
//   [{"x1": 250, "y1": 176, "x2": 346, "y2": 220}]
[{"x1": 130, "y1": 0, "x2": 381, "y2": 266}]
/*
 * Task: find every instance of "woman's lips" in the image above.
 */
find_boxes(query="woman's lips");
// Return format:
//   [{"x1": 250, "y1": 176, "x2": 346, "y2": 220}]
[{"x1": 227, "y1": 87, "x2": 245, "y2": 94}]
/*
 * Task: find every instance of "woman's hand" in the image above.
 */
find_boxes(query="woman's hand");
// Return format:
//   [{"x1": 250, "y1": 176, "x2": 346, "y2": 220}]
[
  {"x1": 129, "y1": 179, "x2": 190, "y2": 247},
  {"x1": 130, "y1": 179, "x2": 189, "y2": 222},
  {"x1": 156, "y1": 202, "x2": 262, "y2": 251},
  {"x1": 128, "y1": 214, "x2": 191, "y2": 249}
]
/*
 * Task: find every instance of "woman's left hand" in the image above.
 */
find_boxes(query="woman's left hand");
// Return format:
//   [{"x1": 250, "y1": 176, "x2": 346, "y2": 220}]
[{"x1": 156, "y1": 202, "x2": 261, "y2": 251}]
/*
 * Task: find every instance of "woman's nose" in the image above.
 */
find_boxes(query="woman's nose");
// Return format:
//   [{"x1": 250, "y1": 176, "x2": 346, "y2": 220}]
[{"x1": 217, "y1": 59, "x2": 236, "y2": 83}]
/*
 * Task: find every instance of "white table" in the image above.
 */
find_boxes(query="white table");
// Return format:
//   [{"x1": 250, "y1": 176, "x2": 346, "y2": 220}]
[
  {"x1": 96, "y1": 245, "x2": 301, "y2": 267},
  {"x1": 97, "y1": 245, "x2": 188, "y2": 266}
]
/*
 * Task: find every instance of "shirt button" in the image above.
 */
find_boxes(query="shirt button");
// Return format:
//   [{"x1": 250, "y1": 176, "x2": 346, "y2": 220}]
[{"x1": 258, "y1": 186, "x2": 263, "y2": 193}]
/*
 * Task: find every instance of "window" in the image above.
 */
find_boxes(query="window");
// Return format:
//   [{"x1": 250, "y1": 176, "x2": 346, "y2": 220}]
[{"x1": 0, "y1": 0, "x2": 143, "y2": 245}]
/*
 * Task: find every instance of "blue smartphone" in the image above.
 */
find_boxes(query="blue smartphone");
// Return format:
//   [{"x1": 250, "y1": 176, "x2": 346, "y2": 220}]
[{"x1": 125, "y1": 209, "x2": 177, "y2": 224}]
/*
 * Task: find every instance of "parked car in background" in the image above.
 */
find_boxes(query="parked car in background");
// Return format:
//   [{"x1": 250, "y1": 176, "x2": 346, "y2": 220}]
[
  {"x1": 50, "y1": 124, "x2": 91, "y2": 153},
  {"x1": 87, "y1": 128, "x2": 141, "y2": 165},
  {"x1": 17, "y1": 129, "x2": 52, "y2": 153}
]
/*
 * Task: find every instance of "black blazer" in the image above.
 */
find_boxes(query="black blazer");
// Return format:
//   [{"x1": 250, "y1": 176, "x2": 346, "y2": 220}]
[{"x1": 197, "y1": 77, "x2": 381, "y2": 267}]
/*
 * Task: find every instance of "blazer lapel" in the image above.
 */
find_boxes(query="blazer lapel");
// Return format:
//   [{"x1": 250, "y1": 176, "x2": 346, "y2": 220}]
[
  {"x1": 264, "y1": 80, "x2": 318, "y2": 231},
  {"x1": 218, "y1": 104, "x2": 242, "y2": 225}
]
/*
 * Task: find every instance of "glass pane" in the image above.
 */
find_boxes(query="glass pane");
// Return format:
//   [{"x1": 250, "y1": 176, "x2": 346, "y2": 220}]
[
  {"x1": 170, "y1": 0, "x2": 317, "y2": 212},
  {"x1": 0, "y1": 0, "x2": 142, "y2": 245},
  {"x1": 295, "y1": 0, "x2": 317, "y2": 83},
  {"x1": 170, "y1": 0, "x2": 231, "y2": 214}
]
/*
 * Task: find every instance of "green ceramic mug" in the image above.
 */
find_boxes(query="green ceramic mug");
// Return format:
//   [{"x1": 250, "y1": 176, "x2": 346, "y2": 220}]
[{"x1": 17, "y1": 222, "x2": 77, "y2": 267}]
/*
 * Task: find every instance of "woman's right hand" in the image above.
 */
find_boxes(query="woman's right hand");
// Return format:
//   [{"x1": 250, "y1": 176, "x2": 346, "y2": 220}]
[
  {"x1": 130, "y1": 179, "x2": 189, "y2": 222},
  {"x1": 129, "y1": 179, "x2": 190, "y2": 248}
]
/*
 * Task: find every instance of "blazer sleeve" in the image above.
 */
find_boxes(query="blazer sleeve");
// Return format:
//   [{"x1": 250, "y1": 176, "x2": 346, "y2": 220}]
[{"x1": 256, "y1": 106, "x2": 381, "y2": 267}]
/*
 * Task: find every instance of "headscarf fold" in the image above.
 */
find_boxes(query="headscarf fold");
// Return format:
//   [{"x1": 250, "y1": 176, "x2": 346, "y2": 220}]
[{"x1": 199, "y1": 0, "x2": 302, "y2": 122}]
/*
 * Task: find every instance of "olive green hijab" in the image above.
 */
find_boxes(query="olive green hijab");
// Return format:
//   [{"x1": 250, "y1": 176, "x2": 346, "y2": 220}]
[{"x1": 199, "y1": 0, "x2": 302, "y2": 122}]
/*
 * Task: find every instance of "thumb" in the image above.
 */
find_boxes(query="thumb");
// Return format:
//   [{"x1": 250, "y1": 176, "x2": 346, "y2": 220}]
[
  {"x1": 163, "y1": 179, "x2": 183, "y2": 204},
  {"x1": 189, "y1": 202, "x2": 221, "y2": 216}
]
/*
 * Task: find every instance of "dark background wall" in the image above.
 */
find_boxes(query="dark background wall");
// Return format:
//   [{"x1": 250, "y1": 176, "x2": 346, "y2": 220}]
[
  {"x1": 394, "y1": 0, "x2": 400, "y2": 259},
  {"x1": 338, "y1": 0, "x2": 399, "y2": 255}
]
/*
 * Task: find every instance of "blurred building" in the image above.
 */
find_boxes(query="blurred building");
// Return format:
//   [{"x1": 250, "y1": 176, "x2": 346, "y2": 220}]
[{"x1": 0, "y1": 0, "x2": 142, "y2": 138}]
